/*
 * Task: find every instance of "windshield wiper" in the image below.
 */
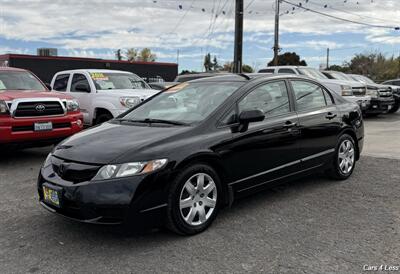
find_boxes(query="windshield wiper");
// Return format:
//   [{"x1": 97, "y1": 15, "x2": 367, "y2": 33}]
[{"x1": 116, "y1": 118, "x2": 189, "y2": 126}]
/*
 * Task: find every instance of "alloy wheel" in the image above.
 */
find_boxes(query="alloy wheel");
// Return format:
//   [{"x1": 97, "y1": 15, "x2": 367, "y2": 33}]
[
  {"x1": 338, "y1": 140, "x2": 355, "y2": 174},
  {"x1": 179, "y1": 173, "x2": 217, "y2": 226}
]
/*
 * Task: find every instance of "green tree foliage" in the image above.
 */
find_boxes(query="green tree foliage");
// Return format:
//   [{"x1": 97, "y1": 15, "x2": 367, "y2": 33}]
[
  {"x1": 329, "y1": 52, "x2": 400, "y2": 82},
  {"x1": 126, "y1": 48, "x2": 156, "y2": 62},
  {"x1": 222, "y1": 62, "x2": 254, "y2": 73},
  {"x1": 268, "y1": 52, "x2": 307, "y2": 66},
  {"x1": 204, "y1": 53, "x2": 213, "y2": 71}
]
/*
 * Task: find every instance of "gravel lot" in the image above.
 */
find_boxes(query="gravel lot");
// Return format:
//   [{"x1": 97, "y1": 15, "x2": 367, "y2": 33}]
[{"x1": 1, "y1": 115, "x2": 399, "y2": 274}]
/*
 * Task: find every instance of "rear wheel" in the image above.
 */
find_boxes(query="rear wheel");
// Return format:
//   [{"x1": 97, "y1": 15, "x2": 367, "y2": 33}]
[
  {"x1": 166, "y1": 164, "x2": 221, "y2": 235},
  {"x1": 326, "y1": 134, "x2": 356, "y2": 180}
]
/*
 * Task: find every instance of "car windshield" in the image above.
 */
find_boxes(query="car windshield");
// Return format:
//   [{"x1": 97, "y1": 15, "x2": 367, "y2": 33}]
[
  {"x1": 0, "y1": 71, "x2": 46, "y2": 91},
  {"x1": 120, "y1": 82, "x2": 242, "y2": 124},
  {"x1": 353, "y1": 75, "x2": 374, "y2": 84},
  {"x1": 298, "y1": 68, "x2": 328, "y2": 79},
  {"x1": 328, "y1": 71, "x2": 352, "y2": 81},
  {"x1": 90, "y1": 72, "x2": 150, "y2": 90}
]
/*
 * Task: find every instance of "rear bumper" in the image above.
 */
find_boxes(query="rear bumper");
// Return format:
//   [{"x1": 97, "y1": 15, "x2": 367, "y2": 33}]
[
  {"x1": 0, "y1": 112, "x2": 83, "y2": 144},
  {"x1": 365, "y1": 98, "x2": 395, "y2": 114}
]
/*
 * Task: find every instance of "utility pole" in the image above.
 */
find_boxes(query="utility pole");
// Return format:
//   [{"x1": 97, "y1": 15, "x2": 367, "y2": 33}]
[
  {"x1": 233, "y1": 0, "x2": 243, "y2": 73},
  {"x1": 273, "y1": 0, "x2": 280, "y2": 66},
  {"x1": 326, "y1": 48, "x2": 330, "y2": 69},
  {"x1": 177, "y1": 49, "x2": 180, "y2": 66}
]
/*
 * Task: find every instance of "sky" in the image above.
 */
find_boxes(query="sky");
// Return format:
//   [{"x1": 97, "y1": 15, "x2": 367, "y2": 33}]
[{"x1": 0, "y1": 0, "x2": 400, "y2": 72}]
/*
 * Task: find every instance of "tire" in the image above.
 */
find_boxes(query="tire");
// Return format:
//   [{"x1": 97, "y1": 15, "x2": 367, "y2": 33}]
[
  {"x1": 388, "y1": 102, "x2": 400, "y2": 113},
  {"x1": 95, "y1": 112, "x2": 113, "y2": 125},
  {"x1": 166, "y1": 164, "x2": 221, "y2": 235},
  {"x1": 326, "y1": 134, "x2": 356, "y2": 180}
]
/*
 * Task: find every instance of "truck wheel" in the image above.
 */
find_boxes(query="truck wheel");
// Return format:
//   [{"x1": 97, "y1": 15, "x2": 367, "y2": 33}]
[
  {"x1": 388, "y1": 102, "x2": 400, "y2": 113},
  {"x1": 95, "y1": 112, "x2": 113, "y2": 125}
]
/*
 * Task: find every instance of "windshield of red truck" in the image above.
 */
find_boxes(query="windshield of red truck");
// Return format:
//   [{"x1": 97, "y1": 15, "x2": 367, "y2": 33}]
[{"x1": 0, "y1": 71, "x2": 46, "y2": 91}]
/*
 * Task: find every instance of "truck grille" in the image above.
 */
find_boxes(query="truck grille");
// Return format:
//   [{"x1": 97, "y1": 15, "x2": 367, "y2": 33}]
[
  {"x1": 352, "y1": 87, "x2": 366, "y2": 96},
  {"x1": 14, "y1": 101, "x2": 64, "y2": 117},
  {"x1": 378, "y1": 89, "x2": 393, "y2": 98},
  {"x1": 12, "y1": 122, "x2": 71, "y2": 132}
]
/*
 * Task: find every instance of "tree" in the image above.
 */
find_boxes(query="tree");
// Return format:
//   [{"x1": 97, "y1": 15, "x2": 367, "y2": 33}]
[
  {"x1": 204, "y1": 53, "x2": 213, "y2": 71},
  {"x1": 222, "y1": 61, "x2": 254, "y2": 73},
  {"x1": 327, "y1": 64, "x2": 349, "y2": 73},
  {"x1": 126, "y1": 48, "x2": 138, "y2": 62},
  {"x1": 212, "y1": 56, "x2": 221, "y2": 71},
  {"x1": 139, "y1": 48, "x2": 156, "y2": 62},
  {"x1": 268, "y1": 52, "x2": 307, "y2": 66}
]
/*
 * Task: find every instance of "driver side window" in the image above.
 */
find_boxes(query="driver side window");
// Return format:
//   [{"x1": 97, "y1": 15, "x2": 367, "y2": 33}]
[
  {"x1": 238, "y1": 81, "x2": 291, "y2": 118},
  {"x1": 71, "y1": 74, "x2": 90, "y2": 92}
]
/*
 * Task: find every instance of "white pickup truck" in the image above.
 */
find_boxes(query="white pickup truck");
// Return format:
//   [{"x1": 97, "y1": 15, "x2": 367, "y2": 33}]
[{"x1": 51, "y1": 69, "x2": 158, "y2": 126}]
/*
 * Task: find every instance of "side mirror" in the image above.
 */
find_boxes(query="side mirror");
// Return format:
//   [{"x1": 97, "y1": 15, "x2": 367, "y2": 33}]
[
  {"x1": 239, "y1": 109, "x2": 265, "y2": 124},
  {"x1": 236, "y1": 109, "x2": 265, "y2": 133},
  {"x1": 75, "y1": 83, "x2": 91, "y2": 92}
]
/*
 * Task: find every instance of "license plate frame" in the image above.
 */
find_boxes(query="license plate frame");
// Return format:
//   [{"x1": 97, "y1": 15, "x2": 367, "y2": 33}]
[
  {"x1": 34, "y1": 122, "x2": 53, "y2": 132},
  {"x1": 42, "y1": 184, "x2": 62, "y2": 208}
]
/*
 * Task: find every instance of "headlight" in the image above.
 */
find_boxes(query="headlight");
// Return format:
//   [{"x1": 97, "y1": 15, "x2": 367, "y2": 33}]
[
  {"x1": 341, "y1": 85, "x2": 353, "y2": 96},
  {"x1": 92, "y1": 159, "x2": 168, "y2": 181},
  {"x1": 120, "y1": 97, "x2": 141, "y2": 108},
  {"x1": 366, "y1": 89, "x2": 378, "y2": 98},
  {"x1": 0, "y1": 100, "x2": 9, "y2": 114},
  {"x1": 65, "y1": 99, "x2": 79, "y2": 112}
]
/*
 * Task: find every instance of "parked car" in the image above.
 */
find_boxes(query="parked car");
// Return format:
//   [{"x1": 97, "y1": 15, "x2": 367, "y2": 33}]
[
  {"x1": 379, "y1": 79, "x2": 400, "y2": 113},
  {"x1": 348, "y1": 74, "x2": 396, "y2": 115},
  {"x1": 0, "y1": 67, "x2": 83, "y2": 148},
  {"x1": 50, "y1": 69, "x2": 159, "y2": 126},
  {"x1": 258, "y1": 66, "x2": 371, "y2": 113},
  {"x1": 38, "y1": 74, "x2": 363, "y2": 235}
]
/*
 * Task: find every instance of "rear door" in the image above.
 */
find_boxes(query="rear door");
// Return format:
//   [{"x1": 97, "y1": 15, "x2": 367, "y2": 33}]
[
  {"x1": 221, "y1": 80, "x2": 301, "y2": 192},
  {"x1": 289, "y1": 79, "x2": 342, "y2": 168}
]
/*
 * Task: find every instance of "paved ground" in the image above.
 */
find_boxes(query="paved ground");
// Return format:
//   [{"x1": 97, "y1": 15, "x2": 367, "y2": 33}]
[{"x1": 0, "y1": 115, "x2": 399, "y2": 274}]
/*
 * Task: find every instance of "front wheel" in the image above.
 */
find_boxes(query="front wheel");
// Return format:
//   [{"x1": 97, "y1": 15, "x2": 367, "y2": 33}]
[
  {"x1": 388, "y1": 102, "x2": 400, "y2": 113},
  {"x1": 326, "y1": 134, "x2": 356, "y2": 180},
  {"x1": 166, "y1": 164, "x2": 221, "y2": 235}
]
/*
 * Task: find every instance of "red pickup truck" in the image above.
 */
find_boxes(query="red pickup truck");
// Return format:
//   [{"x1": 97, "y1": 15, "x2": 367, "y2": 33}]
[{"x1": 0, "y1": 67, "x2": 83, "y2": 148}]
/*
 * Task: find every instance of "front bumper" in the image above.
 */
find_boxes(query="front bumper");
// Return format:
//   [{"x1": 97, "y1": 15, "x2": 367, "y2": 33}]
[
  {"x1": 0, "y1": 112, "x2": 83, "y2": 145},
  {"x1": 365, "y1": 98, "x2": 395, "y2": 114},
  {"x1": 37, "y1": 161, "x2": 170, "y2": 225}
]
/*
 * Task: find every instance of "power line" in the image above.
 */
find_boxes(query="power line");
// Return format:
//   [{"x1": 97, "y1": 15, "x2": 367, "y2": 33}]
[{"x1": 281, "y1": 0, "x2": 400, "y2": 30}]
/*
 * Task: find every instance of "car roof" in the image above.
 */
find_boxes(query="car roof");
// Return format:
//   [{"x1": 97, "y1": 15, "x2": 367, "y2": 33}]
[
  {"x1": 0, "y1": 66, "x2": 28, "y2": 72},
  {"x1": 55, "y1": 69, "x2": 133, "y2": 74},
  {"x1": 188, "y1": 73, "x2": 314, "y2": 83}
]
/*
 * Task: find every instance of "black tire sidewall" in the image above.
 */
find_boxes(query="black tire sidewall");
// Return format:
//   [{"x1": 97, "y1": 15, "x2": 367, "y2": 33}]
[
  {"x1": 95, "y1": 113, "x2": 113, "y2": 124},
  {"x1": 167, "y1": 164, "x2": 222, "y2": 235},
  {"x1": 332, "y1": 134, "x2": 356, "y2": 179}
]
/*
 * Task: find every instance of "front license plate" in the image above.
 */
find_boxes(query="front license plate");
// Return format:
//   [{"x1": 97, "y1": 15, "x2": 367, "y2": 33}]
[
  {"x1": 43, "y1": 185, "x2": 61, "y2": 207},
  {"x1": 361, "y1": 102, "x2": 367, "y2": 107},
  {"x1": 388, "y1": 105, "x2": 392, "y2": 110},
  {"x1": 34, "y1": 122, "x2": 53, "y2": 131}
]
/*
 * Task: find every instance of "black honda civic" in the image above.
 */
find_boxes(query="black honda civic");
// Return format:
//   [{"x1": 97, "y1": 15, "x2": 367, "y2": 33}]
[{"x1": 38, "y1": 74, "x2": 364, "y2": 235}]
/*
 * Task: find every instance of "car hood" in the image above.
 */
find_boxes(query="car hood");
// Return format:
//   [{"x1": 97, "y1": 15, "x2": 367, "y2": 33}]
[
  {"x1": 53, "y1": 121, "x2": 190, "y2": 164},
  {"x1": 97, "y1": 89, "x2": 159, "y2": 99},
  {"x1": 319, "y1": 79, "x2": 365, "y2": 88},
  {"x1": 0, "y1": 90, "x2": 73, "y2": 101}
]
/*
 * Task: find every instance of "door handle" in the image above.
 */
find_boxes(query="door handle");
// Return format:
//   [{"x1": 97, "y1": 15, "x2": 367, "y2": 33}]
[
  {"x1": 325, "y1": 112, "x2": 337, "y2": 120},
  {"x1": 283, "y1": 121, "x2": 297, "y2": 128}
]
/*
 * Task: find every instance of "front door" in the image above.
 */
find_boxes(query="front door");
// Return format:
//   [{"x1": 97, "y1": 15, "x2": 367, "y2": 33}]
[
  {"x1": 221, "y1": 80, "x2": 301, "y2": 192},
  {"x1": 70, "y1": 73, "x2": 92, "y2": 125}
]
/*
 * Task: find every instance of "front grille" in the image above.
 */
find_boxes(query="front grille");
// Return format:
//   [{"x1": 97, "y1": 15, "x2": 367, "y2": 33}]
[
  {"x1": 14, "y1": 101, "x2": 64, "y2": 117},
  {"x1": 12, "y1": 122, "x2": 71, "y2": 132},
  {"x1": 51, "y1": 156, "x2": 101, "y2": 183},
  {"x1": 378, "y1": 89, "x2": 393, "y2": 98},
  {"x1": 352, "y1": 87, "x2": 366, "y2": 96}
]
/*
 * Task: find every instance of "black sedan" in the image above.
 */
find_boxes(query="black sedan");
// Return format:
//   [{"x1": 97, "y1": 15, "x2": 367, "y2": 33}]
[{"x1": 38, "y1": 74, "x2": 364, "y2": 235}]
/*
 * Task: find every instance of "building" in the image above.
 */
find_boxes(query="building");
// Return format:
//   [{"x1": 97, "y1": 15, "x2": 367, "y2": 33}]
[{"x1": 0, "y1": 54, "x2": 178, "y2": 83}]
